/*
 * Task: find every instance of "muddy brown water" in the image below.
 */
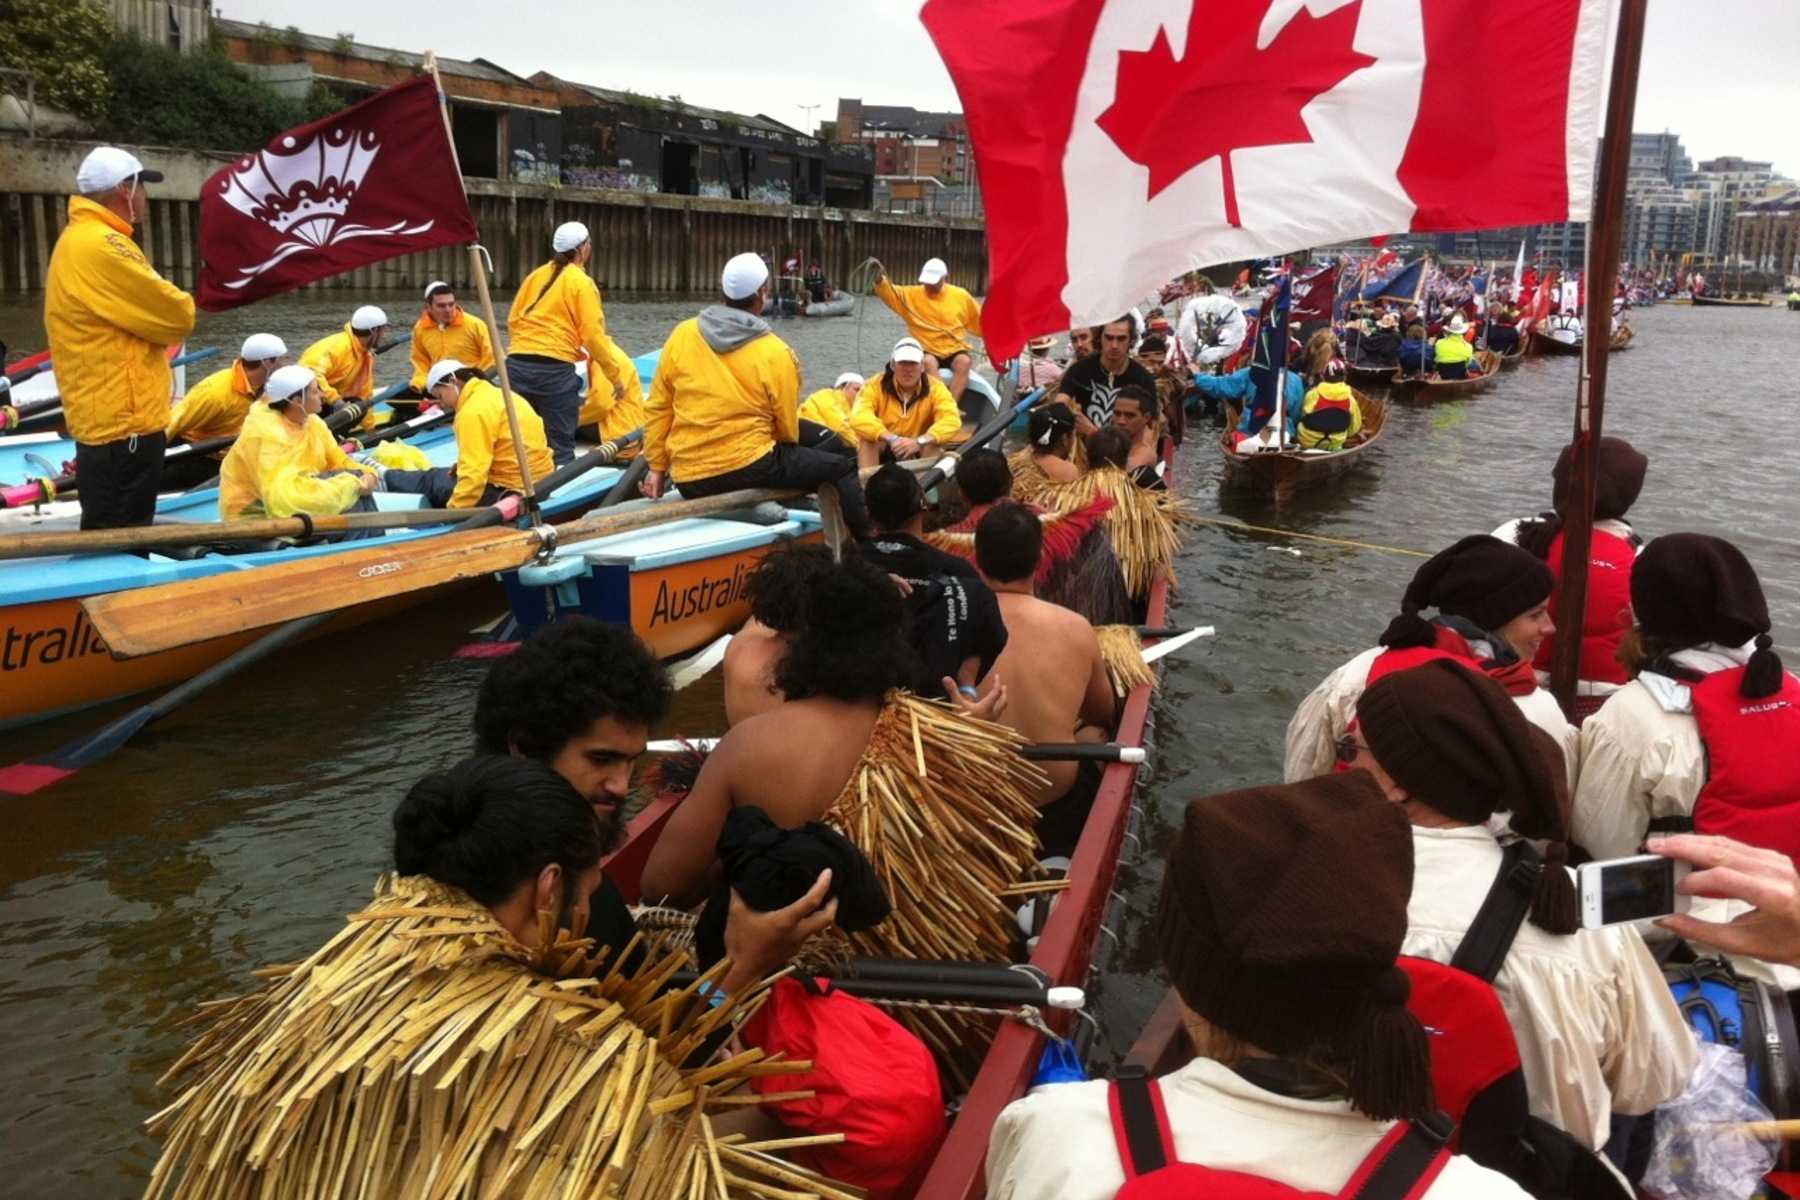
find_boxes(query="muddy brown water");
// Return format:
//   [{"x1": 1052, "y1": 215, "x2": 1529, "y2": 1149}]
[{"x1": 0, "y1": 293, "x2": 1796, "y2": 1194}]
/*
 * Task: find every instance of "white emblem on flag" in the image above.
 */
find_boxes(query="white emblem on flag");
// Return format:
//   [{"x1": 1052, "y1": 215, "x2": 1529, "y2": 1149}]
[{"x1": 216, "y1": 125, "x2": 435, "y2": 290}]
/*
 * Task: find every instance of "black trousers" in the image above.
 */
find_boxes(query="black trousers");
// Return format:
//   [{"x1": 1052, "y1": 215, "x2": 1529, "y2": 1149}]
[
  {"x1": 677, "y1": 443, "x2": 869, "y2": 536},
  {"x1": 76, "y1": 431, "x2": 166, "y2": 530}
]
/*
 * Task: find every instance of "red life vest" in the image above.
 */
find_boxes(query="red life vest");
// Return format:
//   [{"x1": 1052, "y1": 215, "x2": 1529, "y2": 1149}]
[
  {"x1": 1532, "y1": 529, "x2": 1635, "y2": 685},
  {"x1": 1366, "y1": 631, "x2": 1537, "y2": 697},
  {"x1": 1688, "y1": 666, "x2": 1800, "y2": 867},
  {"x1": 1106, "y1": 1073, "x2": 1450, "y2": 1199}
]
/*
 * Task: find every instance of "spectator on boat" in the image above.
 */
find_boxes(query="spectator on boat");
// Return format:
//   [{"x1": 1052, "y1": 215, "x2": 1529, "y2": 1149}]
[
  {"x1": 1106, "y1": 386, "x2": 1167, "y2": 490},
  {"x1": 974, "y1": 502, "x2": 1118, "y2": 855},
  {"x1": 1017, "y1": 335, "x2": 1066, "y2": 393},
  {"x1": 576, "y1": 331, "x2": 644, "y2": 456},
  {"x1": 1010, "y1": 404, "x2": 1082, "y2": 490},
  {"x1": 162, "y1": 332, "x2": 287, "y2": 488},
  {"x1": 1350, "y1": 661, "x2": 1696, "y2": 1155},
  {"x1": 1175, "y1": 279, "x2": 1248, "y2": 374},
  {"x1": 643, "y1": 252, "x2": 869, "y2": 535},
  {"x1": 1189, "y1": 365, "x2": 1303, "y2": 441},
  {"x1": 1359, "y1": 312, "x2": 1403, "y2": 366},
  {"x1": 1573, "y1": 536, "x2": 1800, "y2": 921},
  {"x1": 405, "y1": 281, "x2": 494, "y2": 403},
  {"x1": 45, "y1": 146, "x2": 196, "y2": 530},
  {"x1": 804, "y1": 261, "x2": 829, "y2": 302},
  {"x1": 217, "y1": 365, "x2": 377, "y2": 523},
  {"x1": 298, "y1": 304, "x2": 388, "y2": 431},
  {"x1": 507, "y1": 222, "x2": 632, "y2": 465},
  {"x1": 797, "y1": 370, "x2": 862, "y2": 452},
  {"x1": 1064, "y1": 325, "x2": 1094, "y2": 363},
  {"x1": 1134, "y1": 333, "x2": 1168, "y2": 375},
  {"x1": 1495, "y1": 438, "x2": 1648, "y2": 714},
  {"x1": 872, "y1": 257, "x2": 983, "y2": 409},
  {"x1": 985, "y1": 773, "x2": 1530, "y2": 1200},
  {"x1": 846, "y1": 338, "x2": 962, "y2": 468},
  {"x1": 144, "y1": 750, "x2": 841, "y2": 1199},
  {"x1": 1486, "y1": 304, "x2": 1522, "y2": 355},
  {"x1": 1285, "y1": 535, "x2": 1579, "y2": 787},
  {"x1": 1433, "y1": 315, "x2": 1478, "y2": 379},
  {"x1": 1058, "y1": 315, "x2": 1157, "y2": 435},
  {"x1": 381, "y1": 359, "x2": 553, "y2": 509},
  {"x1": 1399, "y1": 322, "x2": 1431, "y2": 376},
  {"x1": 1297, "y1": 357, "x2": 1363, "y2": 452}
]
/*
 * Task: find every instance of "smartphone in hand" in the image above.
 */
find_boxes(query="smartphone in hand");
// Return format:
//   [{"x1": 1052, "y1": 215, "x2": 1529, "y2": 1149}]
[{"x1": 1577, "y1": 854, "x2": 1693, "y2": 929}]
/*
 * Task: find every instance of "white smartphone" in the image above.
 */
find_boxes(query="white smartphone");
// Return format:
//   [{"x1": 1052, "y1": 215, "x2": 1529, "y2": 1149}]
[{"x1": 1577, "y1": 854, "x2": 1692, "y2": 929}]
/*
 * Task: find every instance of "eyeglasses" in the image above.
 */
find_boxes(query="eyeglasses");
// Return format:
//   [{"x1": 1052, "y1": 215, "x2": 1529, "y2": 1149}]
[{"x1": 1334, "y1": 735, "x2": 1366, "y2": 765}]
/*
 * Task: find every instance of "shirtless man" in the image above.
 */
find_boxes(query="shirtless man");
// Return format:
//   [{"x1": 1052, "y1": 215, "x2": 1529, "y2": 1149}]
[
  {"x1": 974, "y1": 501, "x2": 1118, "y2": 856},
  {"x1": 1108, "y1": 385, "x2": 1168, "y2": 491}
]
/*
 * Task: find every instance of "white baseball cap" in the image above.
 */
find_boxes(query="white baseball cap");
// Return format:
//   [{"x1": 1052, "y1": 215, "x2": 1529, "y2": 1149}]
[
  {"x1": 918, "y1": 257, "x2": 948, "y2": 285},
  {"x1": 891, "y1": 337, "x2": 925, "y2": 364},
  {"x1": 76, "y1": 146, "x2": 163, "y2": 194},
  {"x1": 240, "y1": 333, "x2": 287, "y2": 362},
  {"x1": 264, "y1": 365, "x2": 315, "y2": 404},
  {"x1": 552, "y1": 221, "x2": 590, "y2": 253},
  {"x1": 426, "y1": 359, "x2": 467, "y2": 391},
  {"x1": 423, "y1": 280, "x2": 452, "y2": 301},
  {"x1": 350, "y1": 305, "x2": 388, "y2": 331},
  {"x1": 721, "y1": 251, "x2": 770, "y2": 301},
  {"x1": 834, "y1": 371, "x2": 865, "y2": 389}
]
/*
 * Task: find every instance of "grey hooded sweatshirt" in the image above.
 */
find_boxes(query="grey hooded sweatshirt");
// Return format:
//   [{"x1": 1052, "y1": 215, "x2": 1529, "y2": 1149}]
[{"x1": 698, "y1": 305, "x2": 772, "y2": 355}]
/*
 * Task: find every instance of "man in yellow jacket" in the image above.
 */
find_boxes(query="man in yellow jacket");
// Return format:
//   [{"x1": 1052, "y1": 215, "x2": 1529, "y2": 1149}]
[
  {"x1": 299, "y1": 305, "x2": 389, "y2": 431},
  {"x1": 846, "y1": 338, "x2": 963, "y2": 468},
  {"x1": 383, "y1": 359, "x2": 555, "y2": 509},
  {"x1": 407, "y1": 282, "x2": 494, "y2": 398},
  {"x1": 1432, "y1": 314, "x2": 1478, "y2": 380},
  {"x1": 873, "y1": 256, "x2": 983, "y2": 411},
  {"x1": 44, "y1": 146, "x2": 196, "y2": 529},
  {"x1": 218, "y1": 365, "x2": 377, "y2": 523},
  {"x1": 797, "y1": 371, "x2": 862, "y2": 453},
  {"x1": 578, "y1": 334, "x2": 644, "y2": 456},
  {"x1": 643, "y1": 252, "x2": 868, "y2": 534},
  {"x1": 162, "y1": 332, "x2": 287, "y2": 488}
]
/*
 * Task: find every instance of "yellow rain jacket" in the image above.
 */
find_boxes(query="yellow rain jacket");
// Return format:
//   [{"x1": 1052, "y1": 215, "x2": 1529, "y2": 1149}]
[
  {"x1": 408, "y1": 307, "x2": 495, "y2": 390},
  {"x1": 299, "y1": 325, "x2": 381, "y2": 432},
  {"x1": 449, "y1": 378, "x2": 554, "y2": 508},
  {"x1": 644, "y1": 316, "x2": 799, "y2": 482},
  {"x1": 873, "y1": 276, "x2": 983, "y2": 358},
  {"x1": 578, "y1": 336, "x2": 644, "y2": 453},
  {"x1": 218, "y1": 401, "x2": 374, "y2": 520},
  {"x1": 43, "y1": 195, "x2": 196, "y2": 445},
  {"x1": 847, "y1": 375, "x2": 962, "y2": 445},
  {"x1": 1433, "y1": 332, "x2": 1475, "y2": 368},
  {"x1": 1297, "y1": 381, "x2": 1363, "y2": 451},
  {"x1": 798, "y1": 386, "x2": 854, "y2": 444},
  {"x1": 506, "y1": 260, "x2": 631, "y2": 400},
  {"x1": 165, "y1": 361, "x2": 256, "y2": 451}
]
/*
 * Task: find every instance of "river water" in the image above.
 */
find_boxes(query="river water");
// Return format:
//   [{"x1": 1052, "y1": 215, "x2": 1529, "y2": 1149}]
[{"x1": 1, "y1": 291, "x2": 1796, "y2": 1195}]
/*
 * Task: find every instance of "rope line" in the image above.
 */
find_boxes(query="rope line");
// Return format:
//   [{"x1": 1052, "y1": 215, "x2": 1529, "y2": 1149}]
[{"x1": 1192, "y1": 514, "x2": 1430, "y2": 558}]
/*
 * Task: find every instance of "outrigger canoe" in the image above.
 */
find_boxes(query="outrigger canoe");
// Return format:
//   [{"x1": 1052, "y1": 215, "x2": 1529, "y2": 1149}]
[
  {"x1": 596, "y1": 438, "x2": 1180, "y2": 1200},
  {"x1": 1392, "y1": 350, "x2": 1501, "y2": 400},
  {"x1": 1218, "y1": 391, "x2": 1387, "y2": 503}
]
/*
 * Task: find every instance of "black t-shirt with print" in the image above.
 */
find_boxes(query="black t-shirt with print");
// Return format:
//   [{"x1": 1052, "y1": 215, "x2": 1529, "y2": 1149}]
[{"x1": 1058, "y1": 356, "x2": 1157, "y2": 427}]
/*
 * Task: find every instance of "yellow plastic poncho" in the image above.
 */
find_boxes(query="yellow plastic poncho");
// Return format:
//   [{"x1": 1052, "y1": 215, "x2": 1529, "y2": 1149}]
[
  {"x1": 873, "y1": 276, "x2": 983, "y2": 358},
  {"x1": 43, "y1": 196, "x2": 196, "y2": 445},
  {"x1": 218, "y1": 401, "x2": 374, "y2": 520},
  {"x1": 448, "y1": 378, "x2": 554, "y2": 507},
  {"x1": 644, "y1": 318, "x2": 799, "y2": 482}
]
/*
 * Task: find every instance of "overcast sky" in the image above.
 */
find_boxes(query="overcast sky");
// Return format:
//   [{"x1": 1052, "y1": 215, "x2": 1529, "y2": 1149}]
[{"x1": 218, "y1": 0, "x2": 1800, "y2": 177}]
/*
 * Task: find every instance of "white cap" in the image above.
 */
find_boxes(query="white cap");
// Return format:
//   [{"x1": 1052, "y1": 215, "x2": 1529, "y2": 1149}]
[
  {"x1": 834, "y1": 371, "x2": 865, "y2": 389},
  {"x1": 721, "y1": 251, "x2": 770, "y2": 301},
  {"x1": 891, "y1": 337, "x2": 925, "y2": 364},
  {"x1": 76, "y1": 146, "x2": 163, "y2": 194},
  {"x1": 552, "y1": 221, "x2": 590, "y2": 253},
  {"x1": 425, "y1": 359, "x2": 467, "y2": 391},
  {"x1": 918, "y1": 257, "x2": 949, "y2": 285},
  {"x1": 423, "y1": 279, "x2": 451, "y2": 301},
  {"x1": 239, "y1": 333, "x2": 286, "y2": 362},
  {"x1": 264, "y1": 365, "x2": 315, "y2": 404},
  {"x1": 350, "y1": 305, "x2": 388, "y2": 332}
]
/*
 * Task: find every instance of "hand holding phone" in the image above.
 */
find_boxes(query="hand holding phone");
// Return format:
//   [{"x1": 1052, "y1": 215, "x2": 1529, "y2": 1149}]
[{"x1": 1577, "y1": 854, "x2": 1692, "y2": 929}]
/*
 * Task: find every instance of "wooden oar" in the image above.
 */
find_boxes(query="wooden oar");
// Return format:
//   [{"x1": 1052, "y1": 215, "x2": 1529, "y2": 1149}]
[
  {"x1": 665, "y1": 959, "x2": 1085, "y2": 1011},
  {"x1": 644, "y1": 737, "x2": 1147, "y2": 763}
]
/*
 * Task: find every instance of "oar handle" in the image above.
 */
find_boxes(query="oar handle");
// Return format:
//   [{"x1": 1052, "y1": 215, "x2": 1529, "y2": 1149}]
[
  {"x1": 373, "y1": 330, "x2": 413, "y2": 354},
  {"x1": 668, "y1": 960, "x2": 1083, "y2": 1010},
  {"x1": 532, "y1": 428, "x2": 642, "y2": 499},
  {"x1": 1019, "y1": 742, "x2": 1146, "y2": 764},
  {"x1": 1133, "y1": 625, "x2": 1193, "y2": 639},
  {"x1": 600, "y1": 456, "x2": 651, "y2": 507},
  {"x1": 916, "y1": 387, "x2": 1043, "y2": 493},
  {"x1": 168, "y1": 346, "x2": 221, "y2": 369}
]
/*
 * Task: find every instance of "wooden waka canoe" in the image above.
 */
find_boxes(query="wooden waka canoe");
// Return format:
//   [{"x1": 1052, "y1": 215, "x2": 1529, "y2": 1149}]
[
  {"x1": 1217, "y1": 389, "x2": 1387, "y2": 502},
  {"x1": 1391, "y1": 350, "x2": 1502, "y2": 400}
]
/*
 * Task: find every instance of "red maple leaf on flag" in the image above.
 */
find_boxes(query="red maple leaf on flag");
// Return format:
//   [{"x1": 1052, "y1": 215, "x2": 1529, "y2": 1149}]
[{"x1": 1096, "y1": 1, "x2": 1376, "y2": 225}]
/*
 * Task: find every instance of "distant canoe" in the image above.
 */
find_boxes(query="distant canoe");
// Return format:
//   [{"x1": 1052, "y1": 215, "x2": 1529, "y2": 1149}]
[
  {"x1": 1610, "y1": 324, "x2": 1635, "y2": 352},
  {"x1": 1392, "y1": 350, "x2": 1501, "y2": 400},
  {"x1": 1496, "y1": 344, "x2": 1526, "y2": 369},
  {"x1": 1529, "y1": 328, "x2": 1584, "y2": 357},
  {"x1": 1346, "y1": 360, "x2": 1399, "y2": 387},
  {"x1": 1218, "y1": 389, "x2": 1386, "y2": 502},
  {"x1": 1691, "y1": 294, "x2": 1772, "y2": 308},
  {"x1": 799, "y1": 289, "x2": 855, "y2": 318}
]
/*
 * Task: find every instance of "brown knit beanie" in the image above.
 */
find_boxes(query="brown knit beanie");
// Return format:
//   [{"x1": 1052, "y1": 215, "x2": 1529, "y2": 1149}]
[
  {"x1": 1356, "y1": 660, "x2": 1578, "y2": 933},
  {"x1": 1156, "y1": 773, "x2": 1434, "y2": 1120},
  {"x1": 1632, "y1": 533, "x2": 1783, "y2": 699},
  {"x1": 1552, "y1": 437, "x2": 1648, "y2": 521},
  {"x1": 1380, "y1": 535, "x2": 1554, "y2": 650}
]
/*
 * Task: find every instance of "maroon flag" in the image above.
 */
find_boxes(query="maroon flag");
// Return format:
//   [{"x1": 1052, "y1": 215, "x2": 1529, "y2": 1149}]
[
  {"x1": 197, "y1": 75, "x2": 477, "y2": 311},
  {"x1": 1288, "y1": 262, "x2": 1337, "y2": 322}
]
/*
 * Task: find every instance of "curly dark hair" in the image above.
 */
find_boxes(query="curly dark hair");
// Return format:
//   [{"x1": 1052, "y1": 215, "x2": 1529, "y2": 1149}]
[
  {"x1": 775, "y1": 557, "x2": 920, "y2": 702},
  {"x1": 474, "y1": 617, "x2": 672, "y2": 760},
  {"x1": 956, "y1": 448, "x2": 1013, "y2": 506},
  {"x1": 1086, "y1": 426, "x2": 1132, "y2": 469},
  {"x1": 747, "y1": 542, "x2": 836, "y2": 632}
]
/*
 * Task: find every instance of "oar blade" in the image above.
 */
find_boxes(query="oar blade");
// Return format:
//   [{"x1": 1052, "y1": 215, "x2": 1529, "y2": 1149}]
[
  {"x1": 0, "y1": 708, "x2": 156, "y2": 796},
  {"x1": 1141, "y1": 626, "x2": 1214, "y2": 664}
]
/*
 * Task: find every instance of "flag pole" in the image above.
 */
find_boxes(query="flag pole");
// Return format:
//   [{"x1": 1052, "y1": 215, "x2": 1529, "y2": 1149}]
[
  {"x1": 423, "y1": 51, "x2": 541, "y2": 522},
  {"x1": 1550, "y1": 0, "x2": 1649, "y2": 718}
]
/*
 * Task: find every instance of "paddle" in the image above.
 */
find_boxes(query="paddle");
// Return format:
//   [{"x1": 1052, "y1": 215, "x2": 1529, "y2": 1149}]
[
  {"x1": 644, "y1": 737, "x2": 1148, "y2": 763},
  {"x1": 532, "y1": 429, "x2": 642, "y2": 500},
  {"x1": 915, "y1": 387, "x2": 1043, "y2": 493},
  {"x1": 668, "y1": 633, "x2": 733, "y2": 690},
  {"x1": 1140, "y1": 626, "x2": 1212, "y2": 664}
]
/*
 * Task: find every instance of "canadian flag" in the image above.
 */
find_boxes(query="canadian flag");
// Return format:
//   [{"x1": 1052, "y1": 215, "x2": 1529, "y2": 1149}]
[
  {"x1": 197, "y1": 76, "x2": 478, "y2": 310},
  {"x1": 922, "y1": 0, "x2": 1614, "y2": 357}
]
